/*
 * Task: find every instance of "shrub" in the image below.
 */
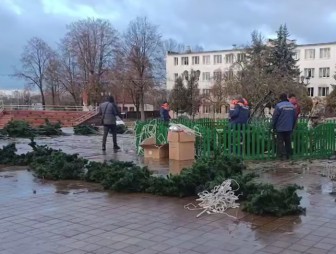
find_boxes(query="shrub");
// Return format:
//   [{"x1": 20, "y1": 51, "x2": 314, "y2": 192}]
[
  {"x1": 31, "y1": 151, "x2": 87, "y2": 180},
  {"x1": 2, "y1": 120, "x2": 63, "y2": 137},
  {"x1": 3, "y1": 120, "x2": 34, "y2": 137},
  {"x1": 36, "y1": 119, "x2": 62, "y2": 136},
  {"x1": 74, "y1": 125, "x2": 99, "y2": 135},
  {"x1": 0, "y1": 142, "x2": 305, "y2": 216}
]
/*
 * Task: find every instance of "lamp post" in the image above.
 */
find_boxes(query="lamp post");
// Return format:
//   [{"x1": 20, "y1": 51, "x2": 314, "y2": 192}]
[{"x1": 300, "y1": 76, "x2": 310, "y2": 86}]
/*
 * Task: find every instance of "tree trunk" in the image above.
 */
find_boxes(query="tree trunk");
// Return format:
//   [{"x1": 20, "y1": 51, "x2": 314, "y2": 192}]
[
  {"x1": 140, "y1": 92, "x2": 145, "y2": 121},
  {"x1": 51, "y1": 87, "x2": 56, "y2": 106},
  {"x1": 41, "y1": 94, "x2": 46, "y2": 110}
]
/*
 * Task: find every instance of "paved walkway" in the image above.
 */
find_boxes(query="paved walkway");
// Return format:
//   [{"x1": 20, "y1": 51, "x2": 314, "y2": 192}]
[
  {"x1": 1, "y1": 133, "x2": 336, "y2": 253},
  {"x1": 0, "y1": 132, "x2": 193, "y2": 175},
  {"x1": 1, "y1": 163, "x2": 336, "y2": 254}
]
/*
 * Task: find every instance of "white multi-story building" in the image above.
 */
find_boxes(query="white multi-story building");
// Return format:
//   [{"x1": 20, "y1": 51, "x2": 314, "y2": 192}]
[{"x1": 166, "y1": 41, "x2": 336, "y2": 115}]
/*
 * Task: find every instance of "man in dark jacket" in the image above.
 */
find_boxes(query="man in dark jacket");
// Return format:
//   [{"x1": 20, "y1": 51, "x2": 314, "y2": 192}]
[
  {"x1": 99, "y1": 96, "x2": 122, "y2": 151},
  {"x1": 272, "y1": 93, "x2": 297, "y2": 160}
]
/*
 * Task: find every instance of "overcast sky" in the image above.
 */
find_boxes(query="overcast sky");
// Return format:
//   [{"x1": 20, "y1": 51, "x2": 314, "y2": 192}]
[{"x1": 1, "y1": 0, "x2": 336, "y2": 90}]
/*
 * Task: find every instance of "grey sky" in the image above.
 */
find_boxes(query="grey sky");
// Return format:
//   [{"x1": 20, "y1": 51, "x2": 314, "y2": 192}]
[{"x1": 1, "y1": 0, "x2": 336, "y2": 90}]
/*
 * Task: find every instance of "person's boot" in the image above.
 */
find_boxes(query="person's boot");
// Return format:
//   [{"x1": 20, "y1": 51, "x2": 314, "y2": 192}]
[
  {"x1": 102, "y1": 145, "x2": 106, "y2": 151},
  {"x1": 113, "y1": 145, "x2": 120, "y2": 150}
]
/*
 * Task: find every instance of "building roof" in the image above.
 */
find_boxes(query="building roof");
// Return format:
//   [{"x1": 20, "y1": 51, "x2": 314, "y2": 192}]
[
  {"x1": 296, "y1": 41, "x2": 336, "y2": 47},
  {"x1": 167, "y1": 48, "x2": 242, "y2": 55},
  {"x1": 167, "y1": 41, "x2": 336, "y2": 56}
]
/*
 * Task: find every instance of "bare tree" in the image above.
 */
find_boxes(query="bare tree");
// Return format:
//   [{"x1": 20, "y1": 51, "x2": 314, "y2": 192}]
[
  {"x1": 63, "y1": 18, "x2": 119, "y2": 104},
  {"x1": 123, "y1": 16, "x2": 163, "y2": 121},
  {"x1": 163, "y1": 38, "x2": 186, "y2": 53},
  {"x1": 207, "y1": 78, "x2": 229, "y2": 117},
  {"x1": 45, "y1": 54, "x2": 63, "y2": 105},
  {"x1": 13, "y1": 37, "x2": 54, "y2": 108},
  {"x1": 56, "y1": 40, "x2": 82, "y2": 105}
]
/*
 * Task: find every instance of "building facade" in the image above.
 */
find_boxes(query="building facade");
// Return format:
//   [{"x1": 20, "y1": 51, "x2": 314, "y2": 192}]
[{"x1": 166, "y1": 42, "x2": 336, "y2": 116}]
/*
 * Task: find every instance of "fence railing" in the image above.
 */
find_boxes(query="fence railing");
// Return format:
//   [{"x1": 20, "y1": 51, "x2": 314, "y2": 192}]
[
  {"x1": 2, "y1": 104, "x2": 98, "y2": 112},
  {"x1": 135, "y1": 118, "x2": 336, "y2": 160}
]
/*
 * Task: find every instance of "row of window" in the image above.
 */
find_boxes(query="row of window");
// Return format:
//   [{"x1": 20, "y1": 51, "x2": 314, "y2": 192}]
[
  {"x1": 304, "y1": 67, "x2": 330, "y2": 78},
  {"x1": 202, "y1": 105, "x2": 227, "y2": 114},
  {"x1": 294, "y1": 47, "x2": 331, "y2": 60},
  {"x1": 174, "y1": 70, "x2": 234, "y2": 81},
  {"x1": 174, "y1": 47, "x2": 332, "y2": 67},
  {"x1": 202, "y1": 87, "x2": 330, "y2": 97},
  {"x1": 307, "y1": 87, "x2": 330, "y2": 97},
  {"x1": 174, "y1": 67, "x2": 331, "y2": 82},
  {"x1": 118, "y1": 106, "x2": 135, "y2": 112},
  {"x1": 174, "y1": 53, "x2": 245, "y2": 66}
]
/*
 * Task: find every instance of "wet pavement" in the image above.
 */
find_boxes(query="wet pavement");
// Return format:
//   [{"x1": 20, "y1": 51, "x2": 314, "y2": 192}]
[
  {"x1": 0, "y1": 128, "x2": 194, "y2": 175},
  {"x1": 1, "y1": 130, "x2": 336, "y2": 253}
]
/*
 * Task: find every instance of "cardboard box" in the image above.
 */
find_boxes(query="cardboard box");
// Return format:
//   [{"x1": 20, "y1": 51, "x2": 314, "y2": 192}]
[
  {"x1": 169, "y1": 142, "x2": 195, "y2": 161},
  {"x1": 140, "y1": 137, "x2": 169, "y2": 159},
  {"x1": 141, "y1": 144, "x2": 169, "y2": 159},
  {"x1": 167, "y1": 131, "x2": 196, "y2": 143},
  {"x1": 140, "y1": 137, "x2": 156, "y2": 146},
  {"x1": 169, "y1": 159, "x2": 194, "y2": 175}
]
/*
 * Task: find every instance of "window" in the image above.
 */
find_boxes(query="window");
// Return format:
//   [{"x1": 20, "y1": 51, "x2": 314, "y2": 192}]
[
  {"x1": 320, "y1": 48, "x2": 330, "y2": 59},
  {"x1": 203, "y1": 89, "x2": 211, "y2": 95},
  {"x1": 202, "y1": 72, "x2": 210, "y2": 81},
  {"x1": 304, "y1": 68, "x2": 315, "y2": 78},
  {"x1": 181, "y1": 57, "x2": 189, "y2": 65},
  {"x1": 203, "y1": 55, "x2": 210, "y2": 64},
  {"x1": 174, "y1": 73, "x2": 178, "y2": 81},
  {"x1": 214, "y1": 55, "x2": 222, "y2": 64},
  {"x1": 225, "y1": 54, "x2": 234, "y2": 64},
  {"x1": 203, "y1": 105, "x2": 211, "y2": 113},
  {"x1": 307, "y1": 88, "x2": 314, "y2": 97},
  {"x1": 192, "y1": 56, "x2": 199, "y2": 65},
  {"x1": 293, "y1": 50, "x2": 300, "y2": 60},
  {"x1": 214, "y1": 105, "x2": 222, "y2": 114},
  {"x1": 213, "y1": 71, "x2": 222, "y2": 81},
  {"x1": 123, "y1": 107, "x2": 128, "y2": 112},
  {"x1": 318, "y1": 87, "x2": 329, "y2": 96},
  {"x1": 319, "y1": 67, "x2": 330, "y2": 78},
  {"x1": 224, "y1": 70, "x2": 234, "y2": 80},
  {"x1": 174, "y1": 57, "x2": 178, "y2": 65},
  {"x1": 237, "y1": 53, "x2": 246, "y2": 62},
  {"x1": 305, "y1": 49, "x2": 315, "y2": 59}
]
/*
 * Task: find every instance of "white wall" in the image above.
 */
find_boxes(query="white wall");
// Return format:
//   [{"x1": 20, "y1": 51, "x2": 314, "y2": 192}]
[
  {"x1": 296, "y1": 43, "x2": 336, "y2": 97},
  {"x1": 167, "y1": 42, "x2": 336, "y2": 98}
]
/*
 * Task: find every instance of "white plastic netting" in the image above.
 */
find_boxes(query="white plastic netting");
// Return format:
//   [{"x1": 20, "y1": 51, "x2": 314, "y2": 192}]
[{"x1": 184, "y1": 179, "x2": 240, "y2": 218}]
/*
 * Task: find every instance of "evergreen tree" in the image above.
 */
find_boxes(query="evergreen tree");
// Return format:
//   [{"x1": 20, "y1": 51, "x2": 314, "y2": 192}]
[
  {"x1": 268, "y1": 24, "x2": 300, "y2": 78},
  {"x1": 185, "y1": 70, "x2": 201, "y2": 119},
  {"x1": 226, "y1": 27, "x2": 311, "y2": 113},
  {"x1": 169, "y1": 76, "x2": 188, "y2": 115}
]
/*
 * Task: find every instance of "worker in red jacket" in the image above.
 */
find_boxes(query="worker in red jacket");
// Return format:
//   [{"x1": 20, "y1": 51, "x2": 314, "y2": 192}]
[{"x1": 288, "y1": 94, "x2": 301, "y2": 118}]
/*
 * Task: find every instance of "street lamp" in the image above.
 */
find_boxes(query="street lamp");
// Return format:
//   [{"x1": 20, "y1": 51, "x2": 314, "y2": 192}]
[{"x1": 300, "y1": 76, "x2": 310, "y2": 86}]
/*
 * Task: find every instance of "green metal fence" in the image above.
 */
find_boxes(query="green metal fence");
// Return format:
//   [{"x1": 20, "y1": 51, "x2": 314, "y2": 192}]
[{"x1": 135, "y1": 119, "x2": 336, "y2": 160}]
